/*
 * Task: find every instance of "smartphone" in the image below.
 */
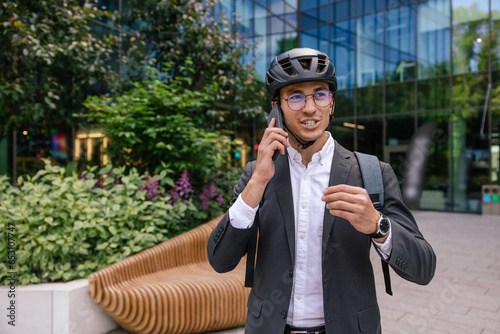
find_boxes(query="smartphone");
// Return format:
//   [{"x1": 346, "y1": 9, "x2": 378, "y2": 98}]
[{"x1": 267, "y1": 104, "x2": 284, "y2": 161}]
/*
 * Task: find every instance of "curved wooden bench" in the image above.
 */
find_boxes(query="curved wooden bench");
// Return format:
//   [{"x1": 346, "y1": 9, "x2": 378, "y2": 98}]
[{"x1": 88, "y1": 215, "x2": 249, "y2": 334}]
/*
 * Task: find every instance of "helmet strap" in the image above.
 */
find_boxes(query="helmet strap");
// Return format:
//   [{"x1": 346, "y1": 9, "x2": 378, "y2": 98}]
[{"x1": 284, "y1": 123, "x2": 316, "y2": 150}]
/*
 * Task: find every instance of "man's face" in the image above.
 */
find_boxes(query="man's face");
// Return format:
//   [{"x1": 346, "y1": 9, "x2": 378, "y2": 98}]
[{"x1": 278, "y1": 81, "x2": 333, "y2": 148}]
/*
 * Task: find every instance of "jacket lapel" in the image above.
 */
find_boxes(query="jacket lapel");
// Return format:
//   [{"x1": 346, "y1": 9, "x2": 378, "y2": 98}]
[
  {"x1": 272, "y1": 152, "x2": 296, "y2": 265},
  {"x1": 322, "y1": 141, "x2": 354, "y2": 257}
]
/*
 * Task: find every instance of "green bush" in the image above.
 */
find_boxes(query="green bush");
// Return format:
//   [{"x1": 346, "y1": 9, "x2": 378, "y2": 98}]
[
  {"x1": 80, "y1": 62, "x2": 232, "y2": 181},
  {"x1": 0, "y1": 161, "x2": 202, "y2": 285}
]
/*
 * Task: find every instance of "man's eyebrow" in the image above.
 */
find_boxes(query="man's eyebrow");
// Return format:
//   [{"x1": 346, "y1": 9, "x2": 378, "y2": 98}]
[
  {"x1": 285, "y1": 86, "x2": 328, "y2": 95},
  {"x1": 286, "y1": 88, "x2": 303, "y2": 95}
]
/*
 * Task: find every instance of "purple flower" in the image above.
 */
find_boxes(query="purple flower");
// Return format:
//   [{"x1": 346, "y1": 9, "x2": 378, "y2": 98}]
[
  {"x1": 199, "y1": 183, "x2": 223, "y2": 211},
  {"x1": 175, "y1": 169, "x2": 194, "y2": 197},
  {"x1": 216, "y1": 193, "x2": 224, "y2": 205},
  {"x1": 141, "y1": 175, "x2": 162, "y2": 201},
  {"x1": 167, "y1": 169, "x2": 194, "y2": 204}
]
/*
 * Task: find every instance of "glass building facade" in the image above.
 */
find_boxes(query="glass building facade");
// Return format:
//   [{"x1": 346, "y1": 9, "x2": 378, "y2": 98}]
[
  {"x1": 3, "y1": 0, "x2": 498, "y2": 213},
  {"x1": 218, "y1": 0, "x2": 500, "y2": 213}
]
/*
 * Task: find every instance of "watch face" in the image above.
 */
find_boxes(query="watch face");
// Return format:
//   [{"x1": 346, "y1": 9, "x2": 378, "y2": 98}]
[{"x1": 380, "y1": 217, "x2": 390, "y2": 234}]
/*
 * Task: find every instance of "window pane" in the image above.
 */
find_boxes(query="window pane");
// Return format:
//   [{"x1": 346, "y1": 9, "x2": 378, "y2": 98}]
[
  {"x1": 357, "y1": 0, "x2": 384, "y2": 16},
  {"x1": 330, "y1": 119, "x2": 355, "y2": 151},
  {"x1": 332, "y1": 0, "x2": 355, "y2": 21},
  {"x1": 273, "y1": 32, "x2": 298, "y2": 55},
  {"x1": 418, "y1": 78, "x2": 450, "y2": 111},
  {"x1": 356, "y1": 117, "x2": 384, "y2": 158},
  {"x1": 331, "y1": 20, "x2": 355, "y2": 89},
  {"x1": 386, "y1": 82, "x2": 415, "y2": 113},
  {"x1": 452, "y1": 1, "x2": 489, "y2": 74},
  {"x1": 254, "y1": 35, "x2": 268, "y2": 81},
  {"x1": 386, "y1": 115, "x2": 414, "y2": 181},
  {"x1": 254, "y1": 4, "x2": 267, "y2": 36},
  {"x1": 492, "y1": 1, "x2": 500, "y2": 70},
  {"x1": 319, "y1": 25, "x2": 329, "y2": 54},
  {"x1": 356, "y1": 13, "x2": 385, "y2": 87},
  {"x1": 334, "y1": 89, "x2": 354, "y2": 118},
  {"x1": 301, "y1": 0, "x2": 318, "y2": 10},
  {"x1": 452, "y1": 73, "x2": 489, "y2": 109},
  {"x1": 301, "y1": 28, "x2": 320, "y2": 50},
  {"x1": 386, "y1": 0, "x2": 413, "y2": 9},
  {"x1": 417, "y1": 0, "x2": 450, "y2": 79},
  {"x1": 385, "y1": 5, "x2": 416, "y2": 83},
  {"x1": 302, "y1": 8, "x2": 319, "y2": 30},
  {"x1": 270, "y1": 0, "x2": 285, "y2": 15},
  {"x1": 452, "y1": 109, "x2": 489, "y2": 212},
  {"x1": 417, "y1": 113, "x2": 451, "y2": 211},
  {"x1": 356, "y1": 86, "x2": 383, "y2": 116},
  {"x1": 236, "y1": 0, "x2": 254, "y2": 36},
  {"x1": 491, "y1": 107, "x2": 500, "y2": 183},
  {"x1": 284, "y1": 13, "x2": 298, "y2": 32}
]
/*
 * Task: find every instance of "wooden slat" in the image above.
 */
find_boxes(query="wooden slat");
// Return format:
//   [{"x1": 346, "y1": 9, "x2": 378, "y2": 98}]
[{"x1": 88, "y1": 215, "x2": 249, "y2": 334}]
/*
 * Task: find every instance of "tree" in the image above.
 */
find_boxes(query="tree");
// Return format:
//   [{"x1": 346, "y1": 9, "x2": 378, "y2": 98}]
[
  {"x1": 120, "y1": 0, "x2": 266, "y2": 129},
  {"x1": 81, "y1": 61, "x2": 232, "y2": 185},
  {"x1": 0, "y1": 0, "x2": 120, "y2": 143}
]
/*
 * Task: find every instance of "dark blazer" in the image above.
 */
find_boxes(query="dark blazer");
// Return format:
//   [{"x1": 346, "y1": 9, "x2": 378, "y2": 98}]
[{"x1": 208, "y1": 141, "x2": 436, "y2": 334}]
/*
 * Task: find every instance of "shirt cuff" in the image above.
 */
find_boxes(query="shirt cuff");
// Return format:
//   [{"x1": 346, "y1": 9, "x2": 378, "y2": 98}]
[
  {"x1": 372, "y1": 220, "x2": 393, "y2": 260},
  {"x1": 228, "y1": 194, "x2": 259, "y2": 229}
]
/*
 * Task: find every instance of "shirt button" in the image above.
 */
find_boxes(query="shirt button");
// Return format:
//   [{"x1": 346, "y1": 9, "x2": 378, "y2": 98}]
[
  {"x1": 297, "y1": 295, "x2": 301, "y2": 300},
  {"x1": 299, "y1": 264, "x2": 303, "y2": 270},
  {"x1": 301, "y1": 203, "x2": 306, "y2": 209},
  {"x1": 303, "y1": 175, "x2": 307, "y2": 181},
  {"x1": 247, "y1": 215, "x2": 252, "y2": 220},
  {"x1": 300, "y1": 234, "x2": 305, "y2": 239}
]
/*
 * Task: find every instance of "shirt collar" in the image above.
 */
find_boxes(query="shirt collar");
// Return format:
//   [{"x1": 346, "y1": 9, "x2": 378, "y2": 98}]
[{"x1": 286, "y1": 132, "x2": 335, "y2": 166}]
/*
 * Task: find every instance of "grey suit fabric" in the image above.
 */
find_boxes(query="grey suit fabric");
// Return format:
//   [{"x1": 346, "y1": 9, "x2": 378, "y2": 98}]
[{"x1": 208, "y1": 141, "x2": 436, "y2": 334}]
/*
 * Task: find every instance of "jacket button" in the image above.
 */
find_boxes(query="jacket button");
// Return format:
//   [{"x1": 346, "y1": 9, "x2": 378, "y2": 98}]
[
  {"x1": 281, "y1": 311, "x2": 287, "y2": 319},
  {"x1": 289, "y1": 270, "x2": 293, "y2": 277}
]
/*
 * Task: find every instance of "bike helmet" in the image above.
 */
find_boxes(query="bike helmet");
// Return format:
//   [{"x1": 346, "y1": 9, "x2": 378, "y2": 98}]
[{"x1": 266, "y1": 48, "x2": 337, "y2": 100}]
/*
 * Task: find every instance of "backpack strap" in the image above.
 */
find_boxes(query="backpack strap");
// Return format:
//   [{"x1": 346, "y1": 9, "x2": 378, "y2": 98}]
[
  {"x1": 354, "y1": 151, "x2": 392, "y2": 296},
  {"x1": 354, "y1": 152, "x2": 384, "y2": 210},
  {"x1": 244, "y1": 219, "x2": 258, "y2": 288}
]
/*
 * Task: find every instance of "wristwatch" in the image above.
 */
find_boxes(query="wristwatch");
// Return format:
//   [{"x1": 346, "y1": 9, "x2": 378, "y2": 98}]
[{"x1": 367, "y1": 213, "x2": 390, "y2": 239}]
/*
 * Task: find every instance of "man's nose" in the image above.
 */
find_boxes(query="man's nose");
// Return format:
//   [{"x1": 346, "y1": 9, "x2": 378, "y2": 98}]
[{"x1": 302, "y1": 95, "x2": 317, "y2": 112}]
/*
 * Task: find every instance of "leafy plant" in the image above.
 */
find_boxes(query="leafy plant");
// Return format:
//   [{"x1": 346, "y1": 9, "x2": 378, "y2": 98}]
[
  {"x1": 80, "y1": 61, "x2": 233, "y2": 184},
  {"x1": 0, "y1": 0, "x2": 120, "y2": 142},
  {"x1": 0, "y1": 161, "x2": 198, "y2": 285},
  {"x1": 0, "y1": 159, "x2": 243, "y2": 285},
  {"x1": 120, "y1": 0, "x2": 266, "y2": 127}
]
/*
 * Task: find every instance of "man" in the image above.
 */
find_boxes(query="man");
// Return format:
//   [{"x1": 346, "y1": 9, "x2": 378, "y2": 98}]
[{"x1": 208, "y1": 48, "x2": 436, "y2": 334}]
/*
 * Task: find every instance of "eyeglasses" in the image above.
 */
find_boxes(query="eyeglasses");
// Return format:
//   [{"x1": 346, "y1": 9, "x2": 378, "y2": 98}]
[{"x1": 281, "y1": 89, "x2": 333, "y2": 111}]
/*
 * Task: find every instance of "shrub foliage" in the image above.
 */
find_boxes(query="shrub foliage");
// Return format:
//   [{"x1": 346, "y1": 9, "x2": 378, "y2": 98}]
[{"x1": 0, "y1": 161, "x2": 239, "y2": 285}]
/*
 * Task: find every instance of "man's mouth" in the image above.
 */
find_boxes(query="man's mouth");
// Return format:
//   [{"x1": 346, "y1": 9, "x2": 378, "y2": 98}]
[{"x1": 302, "y1": 120, "x2": 318, "y2": 126}]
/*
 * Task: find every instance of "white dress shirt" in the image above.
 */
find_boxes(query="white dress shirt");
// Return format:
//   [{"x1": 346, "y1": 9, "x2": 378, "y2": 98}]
[{"x1": 229, "y1": 133, "x2": 392, "y2": 327}]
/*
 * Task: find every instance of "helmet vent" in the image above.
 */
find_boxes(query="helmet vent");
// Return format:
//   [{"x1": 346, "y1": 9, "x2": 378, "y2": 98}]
[
  {"x1": 317, "y1": 54, "x2": 327, "y2": 73},
  {"x1": 278, "y1": 58, "x2": 297, "y2": 76}
]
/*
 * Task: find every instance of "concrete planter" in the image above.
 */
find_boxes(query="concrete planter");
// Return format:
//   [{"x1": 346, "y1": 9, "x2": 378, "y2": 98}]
[{"x1": 0, "y1": 279, "x2": 118, "y2": 334}]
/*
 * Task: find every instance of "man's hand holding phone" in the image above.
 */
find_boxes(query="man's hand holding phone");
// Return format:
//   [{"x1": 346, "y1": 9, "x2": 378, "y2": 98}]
[
  {"x1": 254, "y1": 117, "x2": 289, "y2": 183},
  {"x1": 240, "y1": 114, "x2": 289, "y2": 209}
]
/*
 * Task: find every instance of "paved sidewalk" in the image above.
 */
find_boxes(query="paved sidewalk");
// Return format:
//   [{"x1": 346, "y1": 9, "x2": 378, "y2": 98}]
[
  {"x1": 109, "y1": 211, "x2": 500, "y2": 334},
  {"x1": 373, "y1": 211, "x2": 500, "y2": 334}
]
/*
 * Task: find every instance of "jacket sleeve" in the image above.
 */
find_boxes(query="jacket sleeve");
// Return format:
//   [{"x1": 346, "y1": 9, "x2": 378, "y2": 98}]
[
  {"x1": 207, "y1": 161, "x2": 257, "y2": 273},
  {"x1": 380, "y1": 162, "x2": 437, "y2": 285}
]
